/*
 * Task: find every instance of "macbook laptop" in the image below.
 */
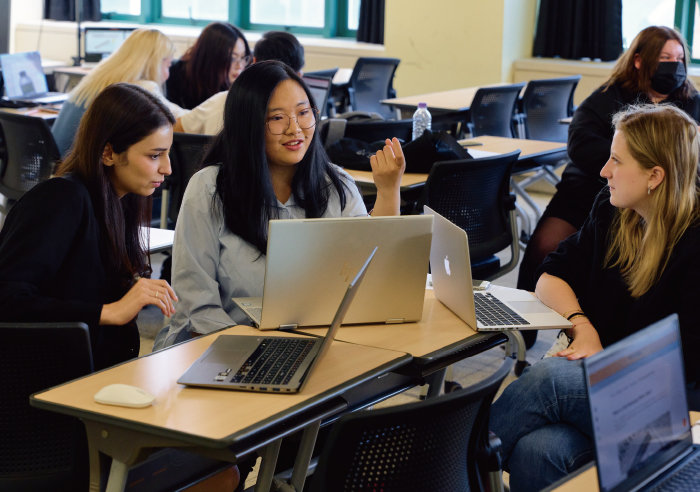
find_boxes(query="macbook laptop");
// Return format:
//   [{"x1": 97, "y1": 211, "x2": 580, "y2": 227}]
[
  {"x1": 0, "y1": 51, "x2": 68, "y2": 105},
  {"x1": 178, "y1": 247, "x2": 376, "y2": 393},
  {"x1": 233, "y1": 214, "x2": 432, "y2": 330},
  {"x1": 425, "y1": 205, "x2": 570, "y2": 331},
  {"x1": 584, "y1": 314, "x2": 700, "y2": 491}
]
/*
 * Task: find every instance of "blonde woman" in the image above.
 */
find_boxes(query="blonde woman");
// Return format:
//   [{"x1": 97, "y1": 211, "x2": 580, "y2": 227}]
[
  {"x1": 489, "y1": 104, "x2": 700, "y2": 492},
  {"x1": 52, "y1": 28, "x2": 186, "y2": 156}
]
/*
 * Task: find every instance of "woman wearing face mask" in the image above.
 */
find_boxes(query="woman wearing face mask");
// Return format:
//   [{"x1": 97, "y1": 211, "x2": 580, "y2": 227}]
[{"x1": 516, "y1": 27, "x2": 700, "y2": 315}]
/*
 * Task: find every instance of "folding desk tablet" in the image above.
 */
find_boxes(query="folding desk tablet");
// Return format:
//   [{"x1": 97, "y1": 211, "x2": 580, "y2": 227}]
[{"x1": 30, "y1": 326, "x2": 410, "y2": 492}]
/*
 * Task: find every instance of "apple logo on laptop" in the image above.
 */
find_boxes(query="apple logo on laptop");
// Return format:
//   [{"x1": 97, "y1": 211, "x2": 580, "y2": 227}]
[{"x1": 444, "y1": 255, "x2": 451, "y2": 276}]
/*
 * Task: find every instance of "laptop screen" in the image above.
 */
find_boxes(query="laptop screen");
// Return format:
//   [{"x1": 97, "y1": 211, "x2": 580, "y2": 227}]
[
  {"x1": 585, "y1": 314, "x2": 692, "y2": 492},
  {"x1": 84, "y1": 27, "x2": 134, "y2": 62},
  {"x1": 0, "y1": 51, "x2": 48, "y2": 98}
]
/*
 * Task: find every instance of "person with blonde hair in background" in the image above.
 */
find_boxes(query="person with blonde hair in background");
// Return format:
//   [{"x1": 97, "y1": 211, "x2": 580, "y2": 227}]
[
  {"x1": 52, "y1": 28, "x2": 186, "y2": 156},
  {"x1": 490, "y1": 103, "x2": 700, "y2": 492}
]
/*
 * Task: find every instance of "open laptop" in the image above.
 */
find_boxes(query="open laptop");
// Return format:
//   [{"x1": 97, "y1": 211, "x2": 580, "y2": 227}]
[
  {"x1": 84, "y1": 27, "x2": 135, "y2": 62},
  {"x1": 425, "y1": 206, "x2": 570, "y2": 331},
  {"x1": 302, "y1": 74, "x2": 332, "y2": 117},
  {"x1": 233, "y1": 214, "x2": 432, "y2": 330},
  {"x1": 584, "y1": 314, "x2": 700, "y2": 491},
  {"x1": 178, "y1": 247, "x2": 377, "y2": 393},
  {"x1": 0, "y1": 52, "x2": 68, "y2": 105}
]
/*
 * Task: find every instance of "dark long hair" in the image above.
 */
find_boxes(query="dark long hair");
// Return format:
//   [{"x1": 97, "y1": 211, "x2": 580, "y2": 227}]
[
  {"x1": 604, "y1": 26, "x2": 697, "y2": 99},
  {"x1": 55, "y1": 83, "x2": 175, "y2": 288},
  {"x1": 181, "y1": 22, "x2": 250, "y2": 107},
  {"x1": 204, "y1": 60, "x2": 349, "y2": 254}
]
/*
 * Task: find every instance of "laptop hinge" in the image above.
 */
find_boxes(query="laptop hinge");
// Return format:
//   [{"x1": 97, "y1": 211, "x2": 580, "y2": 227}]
[
  {"x1": 278, "y1": 323, "x2": 298, "y2": 330},
  {"x1": 385, "y1": 318, "x2": 405, "y2": 324}
]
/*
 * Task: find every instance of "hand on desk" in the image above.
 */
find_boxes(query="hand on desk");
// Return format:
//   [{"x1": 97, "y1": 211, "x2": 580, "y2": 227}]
[
  {"x1": 369, "y1": 137, "x2": 405, "y2": 216},
  {"x1": 100, "y1": 277, "x2": 178, "y2": 325}
]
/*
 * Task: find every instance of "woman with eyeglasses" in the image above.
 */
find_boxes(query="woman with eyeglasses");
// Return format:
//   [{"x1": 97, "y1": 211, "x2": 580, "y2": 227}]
[
  {"x1": 166, "y1": 22, "x2": 251, "y2": 110},
  {"x1": 154, "y1": 60, "x2": 404, "y2": 349}
]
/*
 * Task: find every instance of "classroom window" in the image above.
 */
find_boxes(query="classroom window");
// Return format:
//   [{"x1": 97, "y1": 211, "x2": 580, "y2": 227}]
[
  {"x1": 101, "y1": 0, "x2": 359, "y2": 38},
  {"x1": 622, "y1": 0, "x2": 700, "y2": 62}
]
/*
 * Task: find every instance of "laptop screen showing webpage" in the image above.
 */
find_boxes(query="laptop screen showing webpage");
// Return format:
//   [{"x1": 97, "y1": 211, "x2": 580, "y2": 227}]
[
  {"x1": 585, "y1": 315, "x2": 692, "y2": 492},
  {"x1": 0, "y1": 51, "x2": 48, "y2": 98}
]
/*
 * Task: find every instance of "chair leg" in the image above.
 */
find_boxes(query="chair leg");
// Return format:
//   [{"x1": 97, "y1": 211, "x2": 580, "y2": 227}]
[{"x1": 505, "y1": 331, "x2": 530, "y2": 377}]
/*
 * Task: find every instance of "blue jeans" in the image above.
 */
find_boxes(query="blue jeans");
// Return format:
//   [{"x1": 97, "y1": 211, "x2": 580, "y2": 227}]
[{"x1": 490, "y1": 357, "x2": 595, "y2": 492}]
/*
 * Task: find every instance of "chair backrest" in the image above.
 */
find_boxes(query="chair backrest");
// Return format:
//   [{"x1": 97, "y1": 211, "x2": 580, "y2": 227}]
[
  {"x1": 343, "y1": 117, "x2": 413, "y2": 144},
  {"x1": 469, "y1": 83, "x2": 526, "y2": 138},
  {"x1": 167, "y1": 132, "x2": 214, "y2": 227},
  {"x1": 348, "y1": 57, "x2": 400, "y2": 120},
  {"x1": 419, "y1": 151, "x2": 520, "y2": 263},
  {"x1": 431, "y1": 109, "x2": 470, "y2": 140},
  {"x1": 309, "y1": 357, "x2": 514, "y2": 492},
  {"x1": 0, "y1": 112, "x2": 59, "y2": 208},
  {"x1": 520, "y1": 76, "x2": 581, "y2": 142},
  {"x1": 0, "y1": 322, "x2": 93, "y2": 491},
  {"x1": 302, "y1": 74, "x2": 333, "y2": 117}
]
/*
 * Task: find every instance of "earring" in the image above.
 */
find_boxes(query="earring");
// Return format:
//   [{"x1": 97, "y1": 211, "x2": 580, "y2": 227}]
[{"x1": 648, "y1": 185, "x2": 652, "y2": 195}]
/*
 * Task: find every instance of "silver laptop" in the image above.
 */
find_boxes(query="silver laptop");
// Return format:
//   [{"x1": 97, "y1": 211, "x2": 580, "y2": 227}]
[
  {"x1": 0, "y1": 52, "x2": 68, "y2": 104},
  {"x1": 179, "y1": 247, "x2": 376, "y2": 393},
  {"x1": 585, "y1": 314, "x2": 700, "y2": 491},
  {"x1": 233, "y1": 215, "x2": 432, "y2": 330},
  {"x1": 425, "y1": 206, "x2": 570, "y2": 331}
]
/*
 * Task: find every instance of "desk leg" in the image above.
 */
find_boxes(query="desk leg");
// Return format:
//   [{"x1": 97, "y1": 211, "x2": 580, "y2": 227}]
[
  {"x1": 289, "y1": 420, "x2": 321, "y2": 491},
  {"x1": 106, "y1": 459, "x2": 129, "y2": 492},
  {"x1": 425, "y1": 367, "x2": 447, "y2": 399},
  {"x1": 255, "y1": 439, "x2": 282, "y2": 492}
]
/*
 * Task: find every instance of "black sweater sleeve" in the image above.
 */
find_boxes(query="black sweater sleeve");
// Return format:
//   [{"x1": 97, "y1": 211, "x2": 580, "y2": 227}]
[{"x1": 0, "y1": 178, "x2": 103, "y2": 326}]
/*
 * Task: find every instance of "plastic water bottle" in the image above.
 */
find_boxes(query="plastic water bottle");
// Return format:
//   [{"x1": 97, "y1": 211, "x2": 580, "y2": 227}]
[{"x1": 412, "y1": 102, "x2": 432, "y2": 140}]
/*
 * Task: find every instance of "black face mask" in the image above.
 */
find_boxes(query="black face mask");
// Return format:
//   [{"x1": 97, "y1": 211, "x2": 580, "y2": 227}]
[{"x1": 650, "y1": 61, "x2": 686, "y2": 95}]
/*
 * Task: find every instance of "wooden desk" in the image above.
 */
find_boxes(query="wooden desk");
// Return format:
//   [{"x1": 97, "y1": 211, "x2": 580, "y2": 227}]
[
  {"x1": 0, "y1": 105, "x2": 60, "y2": 121},
  {"x1": 31, "y1": 325, "x2": 410, "y2": 492},
  {"x1": 550, "y1": 411, "x2": 700, "y2": 491},
  {"x1": 144, "y1": 227, "x2": 175, "y2": 254},
  {"x1": 296, "y1": 290, "x2": 508, "y2": 381},
  {"x1": 381, "y1": 83, "x2": 510, "y2": 116},
  {"x1": 347, "y1": 135, "x2": 567, "y2": 190}
]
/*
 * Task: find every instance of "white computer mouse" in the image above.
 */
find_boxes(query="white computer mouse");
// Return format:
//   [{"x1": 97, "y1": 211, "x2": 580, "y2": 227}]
[{"x1": 94, "y1": 383, "x2": 155, "y2": 408}]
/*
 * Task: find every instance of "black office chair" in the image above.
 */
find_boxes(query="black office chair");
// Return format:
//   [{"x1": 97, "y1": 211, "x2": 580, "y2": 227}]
[
  {"x1": 419, "y1": 151, "x2": 521, "y2": 281},
  {"x1": 162, "y1": 132, "x2": 214, "y2": 228},
  {"x1": 309, "y1": 356, "x2": 514, "y2": 492},
  {"x1": 468, "y1": 83, "x2": 526, "y2": 138},
  {"x1": 304, "y1": 67, "x2": 339, "y2": 80},
  {"x1": 0, "y1": 322, "x2": 93, "y2": 491},
  {"x1": 431, "y1": 109, "x2": 470, "y2": 140},
  {"x1": 511, "y1": 76, "x2": 580, "y2": 225},
  {"x1": 346, "y1": 57, "x2": 401, "y2": 120},
  {"x1": 0, "y1": 112, "x2": 60, "y2": 219},
  {"x1": 520, "y1": 76, "x2": 580, "y2": 142}
]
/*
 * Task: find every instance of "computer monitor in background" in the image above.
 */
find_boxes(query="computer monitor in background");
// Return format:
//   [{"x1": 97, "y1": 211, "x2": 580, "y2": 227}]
[{"x1": 84, "y1": 27, "x2": 135, "y2": 62}]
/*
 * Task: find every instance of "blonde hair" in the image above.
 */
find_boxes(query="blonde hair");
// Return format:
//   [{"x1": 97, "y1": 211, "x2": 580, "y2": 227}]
[
  {"x1": 605, "y1": 104, "x2": 700, "y2": 297},
  {"x1": 70, "y1": 29, "x2": 174, "y2": 107}
]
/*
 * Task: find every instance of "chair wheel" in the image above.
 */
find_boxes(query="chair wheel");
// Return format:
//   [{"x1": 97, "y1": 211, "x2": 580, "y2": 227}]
[
  {"x1": 514, "y1": 360, "x2": 530, "y2": 377},
  {"x1": 444, "y1": 381, "x2": 462, "y2": 393}
]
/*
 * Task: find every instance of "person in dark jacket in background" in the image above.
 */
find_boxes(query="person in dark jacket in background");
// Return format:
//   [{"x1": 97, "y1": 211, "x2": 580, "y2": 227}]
[{"x1": 166, "y1": 22, "x2": 251, "y2": 109}]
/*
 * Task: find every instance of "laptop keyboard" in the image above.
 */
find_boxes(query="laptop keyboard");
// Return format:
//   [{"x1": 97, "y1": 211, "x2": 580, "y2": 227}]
[
  {"x1": 650, "y1": 452, "x2": 700, "y2": 491},
  {"x1": 229, "y1": 337, "x2": 316, "y2": 386},
  {"x1": 473, "y1": 292, "x2": 529, "y2": 326}
]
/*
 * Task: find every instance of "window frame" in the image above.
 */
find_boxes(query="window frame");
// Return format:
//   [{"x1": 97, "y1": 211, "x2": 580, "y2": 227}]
[
  {"x1": 676, "y1": 0, "x2": 699, "y2": 63},
  {"x1": 100, "y1": 0, "x2": 358, "y2": 38}
]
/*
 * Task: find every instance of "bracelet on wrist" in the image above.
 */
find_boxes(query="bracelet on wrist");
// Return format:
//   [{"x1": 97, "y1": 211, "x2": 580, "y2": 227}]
[{"x1": 566, "y1": 311, "x2": 586, "y2": 321}]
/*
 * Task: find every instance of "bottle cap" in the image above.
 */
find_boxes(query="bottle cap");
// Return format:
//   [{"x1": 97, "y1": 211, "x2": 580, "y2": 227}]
[{"x1": 418, "y1": 102, "x2": 427, "y2": 108}]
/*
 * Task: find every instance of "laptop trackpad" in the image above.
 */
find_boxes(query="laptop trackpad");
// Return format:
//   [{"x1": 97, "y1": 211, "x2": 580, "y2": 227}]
[{"x1": 507, "y1": 301, "x2": 551, "y2": 315}]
